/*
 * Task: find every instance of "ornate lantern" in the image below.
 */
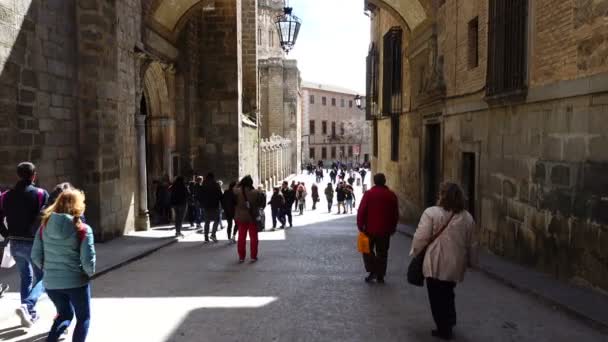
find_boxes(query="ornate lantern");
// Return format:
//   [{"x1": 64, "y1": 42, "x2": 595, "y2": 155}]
[
  {"x1": 354, "y1": 94, "x2": 363, "y2": 109},
  {"x1": 274, "y1": 2, "x2": 301, "y2": 54}
]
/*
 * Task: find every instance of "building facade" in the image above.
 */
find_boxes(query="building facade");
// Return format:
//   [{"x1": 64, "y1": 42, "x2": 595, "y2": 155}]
[
  {"x1": 0, "y1": 0, "x2": 260, "y2": 240},
  {"x1": 258, "y1": 0, "x2": 302, "y2": 185},
  {"x1": 302, "y1": 82, "x2": 371, "y2": 167},
  {"x1": 366, "y1": 0, "x2": 608, "y2": 291}
]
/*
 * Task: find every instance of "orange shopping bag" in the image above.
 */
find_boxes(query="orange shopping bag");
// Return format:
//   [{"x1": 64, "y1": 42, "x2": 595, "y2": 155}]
[{"x1": 357, "y1": 232, "x2": 370, "y2": 254}]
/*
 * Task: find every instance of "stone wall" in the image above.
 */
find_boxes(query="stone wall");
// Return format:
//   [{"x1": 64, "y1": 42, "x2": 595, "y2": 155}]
[
  {"x1": 533, "y1": 0, "x2": 608, "y2": 86},
  {"x1": 0, "y1": 0, "x2": 261, "y2": 240},
  {"x1": 370, "y1": 0, "x2": 608, "y2": 290},
  {"x1": 0, "y1": 0, "x2": 79, "y2": 191},
  {"x1": 196, "y1": 0, "x2": 242, "y2": 183},
  {"x1": 258, "y1": 57, "x2": 300, "y2": 177}
]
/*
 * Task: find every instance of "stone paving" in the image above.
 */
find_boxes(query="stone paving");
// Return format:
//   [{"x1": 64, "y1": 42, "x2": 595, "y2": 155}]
[{"x1": 0, "y1": 173, "x2": 606, "y2": 341}]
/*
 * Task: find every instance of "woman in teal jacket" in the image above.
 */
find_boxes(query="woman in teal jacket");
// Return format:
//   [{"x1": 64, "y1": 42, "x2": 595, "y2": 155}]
[{"x1": 32, "y1": 189, "x2": 95, "y2": 342}]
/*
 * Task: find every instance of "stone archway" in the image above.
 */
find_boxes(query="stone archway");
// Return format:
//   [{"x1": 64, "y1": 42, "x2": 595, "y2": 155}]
[
  {"x1": 366, "y1": 0, "x2": 428, "y2": 31},
  {"x1": 140, "y1": 62, "x2": 177, "y2": 223}
]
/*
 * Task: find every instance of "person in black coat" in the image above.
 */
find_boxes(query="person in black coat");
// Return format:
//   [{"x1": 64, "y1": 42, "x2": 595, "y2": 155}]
[
  {"x1": 169, "y1": 176, "x2": 190, "y2": 238},
  {"x1": 281, "y1": 181, "x2": 295, "y2": 228},
  {"x1": 199, "y1": 173, "x2": 223, "y2": 243},
  {"x1": 222, "y1": 181, "x2": 238, "y2": 243},
  {"x1": 336, "y1": 182, "x2": 347, "y2": 214}
]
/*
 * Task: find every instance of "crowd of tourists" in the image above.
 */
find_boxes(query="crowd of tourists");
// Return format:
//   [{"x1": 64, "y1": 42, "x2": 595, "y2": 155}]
[{"x1": 0, "y1": 159, "x2": 476, "y2": 341}]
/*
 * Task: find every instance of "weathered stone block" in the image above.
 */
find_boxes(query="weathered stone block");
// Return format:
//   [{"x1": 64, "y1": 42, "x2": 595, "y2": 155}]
[
  {"x1": 542, "y1": 136, "x2": 562, "y2": 160},
  {"x1": 503, "y1": 179, "x2": 517, "y2": 198},
  {"x1": 564, "y1": 137, "x2": 587, "y2": 161},
  {"x1": 551, "y1": 165, "x2": 571, "y2": 187},
  {"x1": 20, "y1": 69, "x2": 38, "y2": 87}
]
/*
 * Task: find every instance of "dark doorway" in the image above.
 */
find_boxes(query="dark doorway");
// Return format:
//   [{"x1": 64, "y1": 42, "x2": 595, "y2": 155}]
[
  {"x1": 424, "y1": 124, "x2": 441, "y2": 208},
  {"x1": 462, "y1": 152, "x2": 476, "y2": 218}
]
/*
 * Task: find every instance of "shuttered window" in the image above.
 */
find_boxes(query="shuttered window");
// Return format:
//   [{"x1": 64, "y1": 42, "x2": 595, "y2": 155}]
[
  {"x1": 382, "y1": 27, "x2": 402, "y2": 161},
  {"x1": 487, "y1": 0, "x2": 528, "y2": 97},
  {"x1": 373, "y1": 119, "x2": 378, "y2": 157},
  {"x1": 365, "y1": 44, "x2": 379, "y2": 120}
]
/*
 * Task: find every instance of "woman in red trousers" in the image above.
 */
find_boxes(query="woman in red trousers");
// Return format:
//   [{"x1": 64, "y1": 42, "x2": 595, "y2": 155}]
[{"x1": 234, "y1": 176, "x2": 264, "y2": 263}]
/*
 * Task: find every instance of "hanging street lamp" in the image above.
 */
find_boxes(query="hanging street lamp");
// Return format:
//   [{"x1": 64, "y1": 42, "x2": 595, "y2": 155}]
[
  {"x1": 354, "y1": 94, "x2": 363, "y2": 109},
  {"x1": 274, "y1": 1, "x2": 301, "y2": 54}
]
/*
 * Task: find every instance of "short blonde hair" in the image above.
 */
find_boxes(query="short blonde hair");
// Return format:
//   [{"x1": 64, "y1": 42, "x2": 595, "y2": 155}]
[{"x1": 42, "y1": 189, "x2": 86, "y2": 228}]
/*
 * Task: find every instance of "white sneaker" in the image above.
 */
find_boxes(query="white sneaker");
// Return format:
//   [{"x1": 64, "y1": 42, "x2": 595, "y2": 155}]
[{"x1": 16, "y1": 305, "x2": 34, "y2": 328}]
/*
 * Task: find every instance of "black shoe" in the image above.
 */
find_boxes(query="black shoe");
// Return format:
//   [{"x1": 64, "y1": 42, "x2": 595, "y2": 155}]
[
  {"x1": 364, "y1": 274, "x2": 375, "y2": 283},
  {"x1": 431, "y1": 329, "x2": 453, "y2": 340},
  {"x1": 376, "y1": 277, "x2": 385, "y2": 284}
]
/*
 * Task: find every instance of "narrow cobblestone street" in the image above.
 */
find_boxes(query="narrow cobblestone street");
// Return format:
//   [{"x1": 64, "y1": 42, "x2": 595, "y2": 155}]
[{"x1": 0, "y1": 174, "x2": 605, "y2": 341}]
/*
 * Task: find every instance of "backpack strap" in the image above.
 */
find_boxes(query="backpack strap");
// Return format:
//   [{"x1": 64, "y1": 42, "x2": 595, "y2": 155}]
[
  {"x1": 77, "y1": 224, "x2": 87, "y2": 243},
  {"x1": 36, "y1": 189, "x2": 44, "y2": 209},
  {"x1": 0, "y1": 190, "x2": 7, "y2": 211}
]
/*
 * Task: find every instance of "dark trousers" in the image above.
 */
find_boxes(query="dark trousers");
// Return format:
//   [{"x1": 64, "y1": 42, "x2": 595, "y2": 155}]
[
  {"x1": 271, "y1": 207, "x2": 285, "y2": 228},
  {"x1": 226, "y1": 215, "x2": 237, "y2": 239},
  {"x1": 362, "y1": 235, "x2": 390, "y2": 278},
  {"x1": 204, "y1": 208, "x2": 220, "y2": 239},
  {"x1": 282, "y1": 206, "x2": 293, "y2": 226},
  {"x1": 426, "y1": 278, "x2": 457, "y2": 334},
  {"x1": 172, "y1": 205, "x2": 186, "y2": 235}
]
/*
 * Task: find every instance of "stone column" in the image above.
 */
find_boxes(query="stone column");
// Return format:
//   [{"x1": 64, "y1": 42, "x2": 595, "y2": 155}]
[{"x1": 135, "y1": 114, "x2": 150, "y2": 231}]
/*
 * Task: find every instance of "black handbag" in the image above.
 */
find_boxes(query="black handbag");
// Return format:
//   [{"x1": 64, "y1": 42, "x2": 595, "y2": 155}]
[{"x1": 407, "y1": 214, "x2": 454, "y2": 287}]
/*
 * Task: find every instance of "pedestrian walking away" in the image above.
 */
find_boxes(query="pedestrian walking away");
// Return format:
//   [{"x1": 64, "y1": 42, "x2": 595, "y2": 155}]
[
  {"x1": 356, "y1": 173, "x2": 399, "y2": 284},
  {"x1": 169, "y1": 176, "x2": 189, "y2": 238},
  {"x1": 345, "y1": 184, "x2": 354, "y2": 214},
  {"x1": 336, "y1": 182, "x2": 346, "y2": 214},
  {"x1": 32, "y1": 189, "x2": 96, "y2": 342},
  {"x1": 281, "y1": 182, "x2": 295, "y2": 228},
  {"x1": 291, "y1": 181, "x2": 299, "y2": 212},
  {"x1": 269, "y1": 187, "x2": 286, "y2": 230},
  {"x1": 200, "y1": 173, "x2": 223, "y2": 243},
  {"x1": 311, "y1": 183, "x2": 319, "y2": 210},
  {"x1": 234, "y1": 176, "x2": 264, "y2": 262},
  {"x1": 324, "y1": 183, "x2": 334, "y2": 213},
  {"x1": 191, "y1": 176, "x2": 204, "y2": 228},
  {"x1": 410, "y1": 182, "x2": 478, "y2": 341},
  {"x1": 0, "y1": 162, "x2": 49, "y2": 327},
  {"x1": 187, "y1": 178, "x2": 198, "y2": 228},
  {"x1": 222, "y1": 181, "x2": 238, "y2": 243}
]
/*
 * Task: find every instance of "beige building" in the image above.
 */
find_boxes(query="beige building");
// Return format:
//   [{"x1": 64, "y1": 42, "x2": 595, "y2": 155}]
[
  {"x1": 302, "y1": 82, "x2": 371, "y2": 166},
  {"x1": 366, "y1": 0, "x2": 608, "y2": 291},
  {"x1": 258, "y1": 0, "x2": 302, "y2": 183}
]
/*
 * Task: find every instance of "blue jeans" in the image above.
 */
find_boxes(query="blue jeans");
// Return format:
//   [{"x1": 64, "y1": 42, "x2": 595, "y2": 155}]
[
  {"x1": 10, "y1": 240, "x2": 45, "y2": 315},
  {"x1": 46, "y1": 284, "x2": 91, "y2": 342}
]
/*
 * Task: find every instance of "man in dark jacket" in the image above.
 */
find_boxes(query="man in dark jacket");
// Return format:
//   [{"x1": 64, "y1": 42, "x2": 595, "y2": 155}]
[
  {"x1": 221, "y1": 182, "x2": 238, "y2": 243},
  {"x1": 269, "y1": 187, "x2": 285, "y2": 230},
  {"x1": 199, "y1": 173, "x2": 223, "y2": 242},
  {"x1": 356, "y1": 173, "x2": 399, "y2": 284},
  {"x1": 0, "y1": 162, "x2": 49, "y2": 326},
  {"x1": 281, "y1": 181, "x2": 295, "y2": 228}
]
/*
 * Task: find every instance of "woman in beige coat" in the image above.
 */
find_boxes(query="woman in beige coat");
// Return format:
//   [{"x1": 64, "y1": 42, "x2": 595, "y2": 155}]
[{"x1": 410, "y1": 182, "x2": 478, "y2": 340}]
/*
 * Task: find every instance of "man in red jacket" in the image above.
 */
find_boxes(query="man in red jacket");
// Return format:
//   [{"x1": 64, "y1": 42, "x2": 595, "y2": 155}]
[{"x1": 357, "y1": 173, "x2": 399, "y2": 283}]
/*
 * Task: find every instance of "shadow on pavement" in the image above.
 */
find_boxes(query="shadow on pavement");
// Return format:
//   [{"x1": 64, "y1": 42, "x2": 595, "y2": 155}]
[{"x1": 0, "y1": 325, "x2": 27, "y2": 340}]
